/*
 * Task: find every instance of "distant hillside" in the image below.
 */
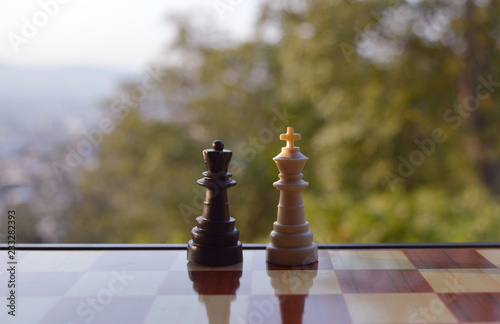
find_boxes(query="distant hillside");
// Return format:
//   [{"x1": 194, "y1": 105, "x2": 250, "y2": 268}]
[{"x1": 0, "y1": 64, "x2": 137, "y2": 129}]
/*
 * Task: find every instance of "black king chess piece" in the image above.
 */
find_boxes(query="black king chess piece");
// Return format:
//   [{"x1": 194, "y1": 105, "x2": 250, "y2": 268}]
[{"x1": 187, "y1": 140, "x2": 243, "y2": 266}]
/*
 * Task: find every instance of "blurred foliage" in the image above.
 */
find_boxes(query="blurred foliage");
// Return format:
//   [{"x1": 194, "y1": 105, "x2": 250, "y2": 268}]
[{"x1": 65, "y1": 0, "x2": 500, "y2": 243}]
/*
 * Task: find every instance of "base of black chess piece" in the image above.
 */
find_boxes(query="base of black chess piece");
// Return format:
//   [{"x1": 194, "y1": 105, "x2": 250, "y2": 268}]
[
  {"x1": 187, "y1": 216, "x2": 242, "y2": 266},
  {"x1": 187, "y1": 140, "x2": 243, "y2": 267}
]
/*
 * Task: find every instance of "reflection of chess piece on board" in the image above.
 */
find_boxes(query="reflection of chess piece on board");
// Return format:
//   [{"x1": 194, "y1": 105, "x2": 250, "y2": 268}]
[
  {"x1": 187, "y1": 140, "x2": 243, "y2": 266},
  {"x1": 187, "y1": 262, "x2": 242, "y2": 324},
  {"x1": 266, "y1": 262, "x2": 318, "y2": 324},
  {"x1": 266, "y1": 127, "x2": 318, "y2": 265}
]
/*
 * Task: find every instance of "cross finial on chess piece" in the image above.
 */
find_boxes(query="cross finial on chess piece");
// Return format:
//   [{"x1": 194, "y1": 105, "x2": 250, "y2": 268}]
[{"x1": 280, "y1": 127, "x2": 301, "y2": 148}]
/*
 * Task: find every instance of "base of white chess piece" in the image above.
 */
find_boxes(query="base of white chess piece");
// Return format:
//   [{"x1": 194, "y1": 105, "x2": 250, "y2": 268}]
[
  {"x1": 266, "y1": 239, "x2": 318, "y2": 265},
  {"x1": 266, "y1": 127, "x2": 318, "y2": 265}
]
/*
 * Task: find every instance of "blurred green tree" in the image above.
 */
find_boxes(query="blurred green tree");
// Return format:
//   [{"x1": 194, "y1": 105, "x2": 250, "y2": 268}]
[{"x1": 66, "y1": 0, "x2": 500, "y2": 243}]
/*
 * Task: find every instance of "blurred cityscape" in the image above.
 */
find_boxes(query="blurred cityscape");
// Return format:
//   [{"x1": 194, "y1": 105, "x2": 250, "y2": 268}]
[{"x1": 0, "y1": 64, "x2": 134, "y2": 241}]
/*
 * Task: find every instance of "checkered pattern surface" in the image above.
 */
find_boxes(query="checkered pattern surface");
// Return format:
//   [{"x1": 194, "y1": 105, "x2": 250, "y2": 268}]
[{"x1": 1, "y1": 248, "x2": 500, "y2": 323}]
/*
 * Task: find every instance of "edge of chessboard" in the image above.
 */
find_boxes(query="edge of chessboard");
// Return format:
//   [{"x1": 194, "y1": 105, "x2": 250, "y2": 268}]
[{"x1": 3, "y1": 242, "x2": 500, "y2": 251}]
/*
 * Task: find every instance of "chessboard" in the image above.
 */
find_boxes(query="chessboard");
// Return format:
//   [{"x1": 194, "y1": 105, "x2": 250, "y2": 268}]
[{"x1": 2, "y1": 245, "x2": 500, "y2": 323}]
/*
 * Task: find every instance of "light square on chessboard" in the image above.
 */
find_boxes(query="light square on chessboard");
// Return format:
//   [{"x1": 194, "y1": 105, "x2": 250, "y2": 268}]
[
  {"x1": 329, "y1": 250, "x2": 415, "y2": 270},
  {"x1": 5, "y1": 271, "x2": 83, "y2": 296},
  {"x1": 344, "y1": 293, "x2": 457, "y2": 323},
  {"x1": 40, "y1": 296, "x2": 155, "y2": 324},
  {"x1": 0, "y1": 251, "x2": 35, "y2": 278},
  {"x1": 143, "y1": 295, "x2": 249, "y2": 324},
  {"x1": 0, "y1": 250, "x2": 31, "y2": 265},
  {"x1": 0, "y1": 296, "x2": 61, "y2": 324},
  {"x1": 404, "y1": 249, "x2": 496, "y2": 269},
  {"x1": 251, "y1": 270, "x2": 341, "y2": 295},
  {"x1": 420, "y1": 268, "x2": 500, "y2": 293},
  {"x1": 336, "y1": 269, "x2": 433, "y2": 293},
  {"x1": 169, "y1": 249, "x2": 252, "y2": 271},
  {"x1": 477, "y1": 249, "x2": 500, "y2": 268},
  {"x1": 88, "y1": 250, "x2": 177, "y2": 271},
  {"x1": 18, "y1": 251, "x2": 104, "y2": 272},
  {"x1": 65, "y1": 271, "x2": 167, "y2": 296}
]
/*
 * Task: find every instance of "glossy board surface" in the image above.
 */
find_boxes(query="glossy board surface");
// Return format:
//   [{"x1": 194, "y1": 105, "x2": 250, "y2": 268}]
[{"x1": 1, "y1": 248, "x2": 500, "y2": 323}]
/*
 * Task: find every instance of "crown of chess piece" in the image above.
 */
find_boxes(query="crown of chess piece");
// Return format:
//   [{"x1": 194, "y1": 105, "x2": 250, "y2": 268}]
[
  {"x1": 266, "y1": 127, "x2": 318, "y2": 265},
  {"x1": 187, "y1": 140, "x2": 243, "y2": 266}
]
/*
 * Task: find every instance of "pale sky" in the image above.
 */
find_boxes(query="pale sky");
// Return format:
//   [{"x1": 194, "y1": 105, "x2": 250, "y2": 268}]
[{"x1": 0, "y1": 0, "x2": 262, "y2": 72}]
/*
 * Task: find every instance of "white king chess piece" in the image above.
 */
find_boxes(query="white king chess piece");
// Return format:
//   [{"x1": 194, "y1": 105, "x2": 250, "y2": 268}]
[{"x1": 266, "y1": 127, "x2": 318, "y2": 265}]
